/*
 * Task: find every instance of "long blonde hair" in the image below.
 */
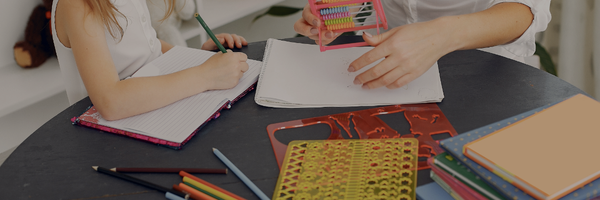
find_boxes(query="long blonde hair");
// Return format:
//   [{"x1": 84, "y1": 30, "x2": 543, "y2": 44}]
[{"x1": 83, "y1": 0, "x2": 176, "y2": 40}]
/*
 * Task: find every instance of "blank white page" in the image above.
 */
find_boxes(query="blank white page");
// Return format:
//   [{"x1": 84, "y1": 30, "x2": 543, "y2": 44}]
[
  {"x1": 98, "y1": 46, "x2": 262, "y2": 143},
  {"x1": 255, "y1": 39, "x2": 444, "y2": 108}
]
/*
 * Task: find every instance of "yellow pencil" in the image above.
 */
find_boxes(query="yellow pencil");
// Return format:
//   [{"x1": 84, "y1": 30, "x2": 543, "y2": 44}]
[{"x1": 183, "y1": 176, "x2": 236, "y2": 200}]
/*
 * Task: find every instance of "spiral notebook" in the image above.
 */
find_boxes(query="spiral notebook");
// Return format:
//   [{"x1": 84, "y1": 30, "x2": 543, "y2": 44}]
[
  {"x1": 73, "y1": 46, "x2": 262, "y2": 149},
  {"x1": 255, "y1": 39, "x2": 444, "y2": 108}
]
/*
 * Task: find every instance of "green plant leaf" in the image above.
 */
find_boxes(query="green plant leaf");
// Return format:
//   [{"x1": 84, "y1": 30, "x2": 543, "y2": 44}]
[
  {"x1": 534, "y1": 42, "x2": 557, "y2": 76},
  {"x1": 253, "y1": 6, "x2": 303, "y2": 23}
]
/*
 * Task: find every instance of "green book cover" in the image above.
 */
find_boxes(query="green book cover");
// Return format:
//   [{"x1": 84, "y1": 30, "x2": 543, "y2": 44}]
[
  {"x1": 430, "y1": 170, "x2": 463, "y2": 200},
  {"x1": 434, "y1": 152, "x2": 505, "y2": 200}
]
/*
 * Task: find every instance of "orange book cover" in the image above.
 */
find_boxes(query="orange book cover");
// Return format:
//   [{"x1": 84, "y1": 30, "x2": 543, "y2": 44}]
[{"x1": 463, "y1": 94, "x2": 600, "y2": 200}]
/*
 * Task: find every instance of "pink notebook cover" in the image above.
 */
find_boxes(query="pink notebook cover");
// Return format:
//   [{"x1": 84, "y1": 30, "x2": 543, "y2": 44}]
[{"x1": 72, "y1": 84, "x2": 255, "y2": 150}]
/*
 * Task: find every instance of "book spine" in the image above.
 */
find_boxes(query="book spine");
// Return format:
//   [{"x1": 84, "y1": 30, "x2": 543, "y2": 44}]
[
  {"x1": 73, "y1": 118, "x2": 183, "y2": 149},
  {"x1": 429, "y1": 158, "x2": 487, "y2": 200},
  {"x1": 434, "y1": 154, "x2": 505, "y2": 200},
  {"x1": 430, "y1": 170, "x2": 464, "y2": 200}
]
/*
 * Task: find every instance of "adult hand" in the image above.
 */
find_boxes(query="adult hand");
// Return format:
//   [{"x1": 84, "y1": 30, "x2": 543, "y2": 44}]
[
  {"x1": 294, "y1": 3, "x2": 340, "y2": 45},
  {"x1": 349, "y1": 20, "x2": 456, "y2": 89},
  {"x1": 198, "y1": 50, "x2": 249, "y2": 90},
  {"x1": 201, "y1": 33, "x2": 248, "y2": 50}
]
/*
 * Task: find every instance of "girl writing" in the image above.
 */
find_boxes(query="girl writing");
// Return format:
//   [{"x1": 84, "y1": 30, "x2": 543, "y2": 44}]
[{"x1": 52, "y1": 0, "x2": 249, "y2": 120}]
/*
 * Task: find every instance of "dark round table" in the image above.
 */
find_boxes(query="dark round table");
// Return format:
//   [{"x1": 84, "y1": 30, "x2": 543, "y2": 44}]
[{"x1": 0, "y1": 36, "x2": 586, "y2": 200}]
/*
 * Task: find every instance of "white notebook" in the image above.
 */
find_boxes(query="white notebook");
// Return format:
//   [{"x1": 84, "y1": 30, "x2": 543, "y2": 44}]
[
  {"x1": 75, "y1": 46, "x2": 262, "y2": 148},
  {"x1": 255, "y1": 39, "x2": 444, "y2": 108}
]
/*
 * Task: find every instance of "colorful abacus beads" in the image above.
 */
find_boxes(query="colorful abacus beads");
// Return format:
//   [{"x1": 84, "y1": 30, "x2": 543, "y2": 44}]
[
  {"x1": 321, "y1": 6, "x2": 356, "y2": 31},
  {"x1": 325, "y1": 19, "x2": 355, "y2": 30},
  {"x1": 320, "y1": 0, "x2": 353, "y2": 3},
  {"x1": 322, "y1": 11, "x2": 351, "y2": 20},
  {"x1": 319, "y1": 6, "x2": 350, "y2": 15}
]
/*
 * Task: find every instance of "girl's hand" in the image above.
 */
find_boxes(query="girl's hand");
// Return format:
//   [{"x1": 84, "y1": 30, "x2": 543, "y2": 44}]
[
  {"x1": 197, "y1": 50, "x2": 249, "y2": 90},
  {"x1": 201, "y1": 33, "x2": 248, "y2": 50},
  {"x1": 293, "y1": 3, "x2": 340, "y2": 45},
  {"x1": 349, "y1": 20, "x2": 456, "y2": 89}
]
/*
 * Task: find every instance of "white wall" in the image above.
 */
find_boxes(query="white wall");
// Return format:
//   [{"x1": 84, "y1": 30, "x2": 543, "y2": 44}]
[
  {"x1": 542, "y1": 0, "x2": 598, "y2": 99},
  {"x1": 211, "y1": 0, "x2": 305, "y2": 43},
  {"x1": 0, "y1": 0, "x2": 40, "y2": 69}
]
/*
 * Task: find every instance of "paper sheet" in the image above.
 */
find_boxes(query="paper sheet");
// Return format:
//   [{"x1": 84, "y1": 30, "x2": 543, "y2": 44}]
[
  {"x1": 97, "y1": 46, "x2": 262, "y2": 143},
  {"x1": 255, "y1": 39, "x2": 444, "y2": 108}
]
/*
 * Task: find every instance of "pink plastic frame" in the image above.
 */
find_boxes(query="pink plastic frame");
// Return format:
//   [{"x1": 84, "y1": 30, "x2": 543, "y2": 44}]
[{"x1": 308, "y1": 0, "x2": 388, "y2": 51}]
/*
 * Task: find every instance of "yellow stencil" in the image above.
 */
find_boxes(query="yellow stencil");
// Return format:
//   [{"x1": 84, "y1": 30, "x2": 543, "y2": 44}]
[{"x1": 273, "y1": 138, "x2": 418, "y2": 200}]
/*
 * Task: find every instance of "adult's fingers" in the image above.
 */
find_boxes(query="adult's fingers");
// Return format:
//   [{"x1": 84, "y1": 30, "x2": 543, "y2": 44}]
[
  {"x1": 294, "y1": 4, "x2": 319, "y2": 36},
  {"x1": 348, "y1": 29, "x2": 399, "y2": 73},
  {"x1": 360, "y1": 62, "x2": 412, "y2": 89},
  {"x1": 353, "y1": 54, "x2": 407, "y2": 88}
]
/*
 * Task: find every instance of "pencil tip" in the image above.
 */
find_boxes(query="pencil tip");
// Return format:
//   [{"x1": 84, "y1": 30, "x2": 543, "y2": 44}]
[
  {"x1": 225, "y1": 168, "x2": 228, "y2": 174},
  {"x1": 212, "y1": 148, "x2": 216, "y2": 151},
  {"x1": 92, "y1": 166, "x2": 98, "y2": 171}
]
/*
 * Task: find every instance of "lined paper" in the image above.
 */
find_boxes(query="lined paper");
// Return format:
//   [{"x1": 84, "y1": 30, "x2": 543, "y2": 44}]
[
  {"x1": 255, "y1": 39, "x2": 444, "y2": 108},
  {"x1": 96, "y1": 46, "x2": 262, "y2": 143}
]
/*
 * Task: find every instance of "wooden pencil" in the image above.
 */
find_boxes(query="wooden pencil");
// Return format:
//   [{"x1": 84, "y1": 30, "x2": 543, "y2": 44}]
[
  {"x1": 183, "y1": 176, "x2": 234, "y2": 200},
  {"x1": 212, "y1": 148, "x2": 268, "y2": 200},
  {"x1": 92, "y1": 166, "x2": 188, "y2": 198},
  {"x1": 173, "y1": 184, "x2": 216, "y2": 200},
  {"x1": 180, "y1": 171, "x2": 246, "y2": 200},
  {"x1": 183, "y1": 182, "x2": 225, "y2": 200},
  {"x1": 110, "y1": 167, "x2": 227, "y2": 174}
]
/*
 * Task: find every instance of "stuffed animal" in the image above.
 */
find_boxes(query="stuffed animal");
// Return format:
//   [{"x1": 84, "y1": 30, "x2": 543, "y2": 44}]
[
  {"x1": 147, "y1": 0, "x2": 196, "y2": 47},
  {"x1": 13, "y1": 0, "x2": 55, "y2": 68}
]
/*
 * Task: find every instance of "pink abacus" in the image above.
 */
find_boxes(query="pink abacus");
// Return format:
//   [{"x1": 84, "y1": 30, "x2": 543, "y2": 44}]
[{"x1": 308, "y1": 0, "x2": 388, "y2": 51}]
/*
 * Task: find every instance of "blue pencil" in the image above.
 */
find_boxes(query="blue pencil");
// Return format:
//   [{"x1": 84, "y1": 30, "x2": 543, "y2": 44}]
[
  {"x1": 212, "y1": 148, "x2": 269, "y2": 200},
  {"x1": 165, "y1": 192, "x2": 186, "y2": 200}
]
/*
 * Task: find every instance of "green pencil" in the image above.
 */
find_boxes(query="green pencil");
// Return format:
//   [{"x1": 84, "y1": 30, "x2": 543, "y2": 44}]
[
  {"x1": 194, "y1": 13, "x2": 227, "y2": 53},
  {"x1": 183, "y1": 182, "x2": 225, "y2": 200}
]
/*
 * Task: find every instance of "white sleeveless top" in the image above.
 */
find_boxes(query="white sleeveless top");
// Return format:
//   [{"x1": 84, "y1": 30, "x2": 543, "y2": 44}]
[
  {"x1": 364, "y1": 0, "x2": 551, "y2": 61},
  {"x1": 52, "y1": 0, "x2": 162, "y2": 104}
]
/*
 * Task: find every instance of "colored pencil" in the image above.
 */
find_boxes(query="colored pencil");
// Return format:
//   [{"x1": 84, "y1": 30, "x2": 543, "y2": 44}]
[
  {"x1": 165, "y1": 192, "x2": 186, "y2": 200},
  {"x1": 92, "y1": 166, "x2": 188, "y2": 198},
  {"x1": 212, "y1": 148, "x2": 269, "y2": 200},
  {"x1": 180, "y1": 171, "x2": 246, "y2": 200},
  {"x1": 183, "y1": 176, "x2": 233, "y2": 200},
  {"x1": 194, "y1": 13, "x2": 227, "y2": 53},
  {"x1": 183, "y1": 182, "x2": 225, "y2": 200},
  {"x1": 110, "y1": 167, "x2": 227, "y2": 174},
  {"x1": 174, "y1": 183, "x2": 217, "y2": 200}
]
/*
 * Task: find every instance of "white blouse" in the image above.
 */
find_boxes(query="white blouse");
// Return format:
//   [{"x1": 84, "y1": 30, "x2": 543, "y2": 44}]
[
  {"x1": 365, "y1": 0, "x2": 551, "y2": 60},
  {"x1": 51, "y1": 0, "x2": 162, "y2": 104}
]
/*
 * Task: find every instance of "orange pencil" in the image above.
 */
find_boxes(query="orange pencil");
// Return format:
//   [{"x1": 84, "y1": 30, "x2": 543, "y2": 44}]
[
  {"x1": 179, "y1": 171, "x2": 246, "y2": 200},
  {"x1": 173, "y1": 183, "x2": 216, "y2": 200}
]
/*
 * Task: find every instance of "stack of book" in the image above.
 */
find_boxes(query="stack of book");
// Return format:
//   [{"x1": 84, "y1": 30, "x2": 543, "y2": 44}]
[{"x1": 418, "y1": 94, "x2": 600, "y2": 200}]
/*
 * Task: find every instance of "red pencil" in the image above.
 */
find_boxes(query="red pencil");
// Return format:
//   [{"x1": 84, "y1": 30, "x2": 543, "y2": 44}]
[
  {"x1": 110, "y1": 167, "x2": 227, "y2": 174},
  {"x1": 179, "y1": 171, "x2": 246, "y2": 200}
]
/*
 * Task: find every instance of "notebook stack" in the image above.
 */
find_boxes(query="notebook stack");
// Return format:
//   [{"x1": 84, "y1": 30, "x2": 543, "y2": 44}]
[{"x1": 419, "y1": 94, "x2": 600, "y2": 200}]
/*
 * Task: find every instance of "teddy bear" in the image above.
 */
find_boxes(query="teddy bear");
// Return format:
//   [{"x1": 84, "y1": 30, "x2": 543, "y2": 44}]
[
  {"x1": 13, "y1": 0, "x2": 55, "y2": 68},
  {"x1": 147, "y1": 0, "x2": 196, "y2": 47}
]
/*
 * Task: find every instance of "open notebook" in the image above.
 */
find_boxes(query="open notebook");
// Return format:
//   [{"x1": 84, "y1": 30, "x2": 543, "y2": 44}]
[
  {"x1": 73, "y1": 46, "x2": 262, "y2": 149},
  {"x1": 255, "y1": 39, "x2": 444, "y2": 108}
]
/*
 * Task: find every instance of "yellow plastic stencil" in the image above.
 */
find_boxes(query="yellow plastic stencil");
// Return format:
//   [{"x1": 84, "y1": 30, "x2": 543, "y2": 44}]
[{"x1": 273, "y1": 138, "x2": 418, "y2": 200}]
